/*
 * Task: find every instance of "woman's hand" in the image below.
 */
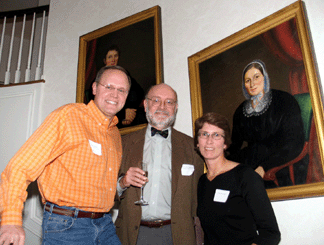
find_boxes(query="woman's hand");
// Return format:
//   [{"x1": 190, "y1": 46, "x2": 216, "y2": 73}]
[
  {"x1": 255, "y1": 166, "x2": 265, "y2": 178},
  {"x1": 122, "y1": 108, "x2": 137, "y2": 125}
]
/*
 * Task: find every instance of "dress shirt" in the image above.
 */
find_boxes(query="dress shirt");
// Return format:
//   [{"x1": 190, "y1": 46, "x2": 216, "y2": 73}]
[
  {"x1": 141, "y1": 125, "x2": 172, "y2": 221},
  {"x1": 0, "y1": 100, "x2": 122, "y2": 226}
]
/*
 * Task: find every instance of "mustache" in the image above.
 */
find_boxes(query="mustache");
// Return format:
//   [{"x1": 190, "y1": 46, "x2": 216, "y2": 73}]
[{"x1": 154, "y1": 110, "x2": 170, "y2": 116}]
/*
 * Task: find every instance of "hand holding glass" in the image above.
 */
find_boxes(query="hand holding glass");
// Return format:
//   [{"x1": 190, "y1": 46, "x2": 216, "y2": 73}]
[{"x1": 135, "y1": 162, "x2": 149, "y2": 206}]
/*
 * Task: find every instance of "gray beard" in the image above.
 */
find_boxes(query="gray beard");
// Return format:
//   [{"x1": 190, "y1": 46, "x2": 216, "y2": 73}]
[{"x1": 146, "y1": 109, "x2": 177, "y2": 129}]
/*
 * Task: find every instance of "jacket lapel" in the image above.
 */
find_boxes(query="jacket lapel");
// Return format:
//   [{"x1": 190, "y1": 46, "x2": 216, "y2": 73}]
[
  {"x1": 131, "y1": 130, "x2": 145, "y2": 168},
  {"x1": 134, "y1": 129, "x2": 146, "y2": 199},
  {"x1": 171, "y1": 129, "x2": 184, "y2": 199}
]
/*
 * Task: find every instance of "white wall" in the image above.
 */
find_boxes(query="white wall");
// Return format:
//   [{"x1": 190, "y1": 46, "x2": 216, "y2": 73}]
[{"x1": 42, "y1": 0, "x2": 324, "y2": 244}]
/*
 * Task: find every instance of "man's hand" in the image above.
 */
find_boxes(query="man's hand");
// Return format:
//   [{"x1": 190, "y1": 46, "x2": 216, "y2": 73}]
[
  {"x1": 122, "y1": 108, "x2": 137, "y2": 125},
  {"x1": 255, "y1": 166, "x2": 265, "y2": 178},
  {"x1": 0, "y1": 225, "x2": 25, "y2": 245},
  {"x1": 120, "y1": 167, "x2": 148, "y2": 189}
]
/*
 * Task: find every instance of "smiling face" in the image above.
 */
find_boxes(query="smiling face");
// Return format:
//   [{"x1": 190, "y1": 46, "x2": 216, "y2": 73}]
[
  {"x1": 144, "y1": 84, "x2": 178, "y2": 130},
  {"x1": 92, "y1": 69, "x2": 129, "y2": 119},
  {"x1": 197, "y1": 123, "x2": 227, "y2": 162},
  {"x1": 104, "y1": 50, "x2": 119, "y2": 66},
  {"x1": 244, "y1": 67, "x2": 265, "y2": 96}
]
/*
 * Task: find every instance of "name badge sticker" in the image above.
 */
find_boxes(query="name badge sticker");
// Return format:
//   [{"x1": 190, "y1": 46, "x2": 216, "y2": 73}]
[
  {"x1": 89, "y1": 140, "x2": 102, "y2": 156},
  {"x1": 213, "y1": 189, "x2": 230, "y2": 203},
  {"x1": 181, "y1": 164, "x2": 195, "y2": 176}
]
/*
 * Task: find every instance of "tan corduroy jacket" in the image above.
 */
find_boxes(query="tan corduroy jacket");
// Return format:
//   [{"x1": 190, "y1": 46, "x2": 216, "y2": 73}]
[{"x1": 115, "y1": 127, "x2": 204, "y2": 245}]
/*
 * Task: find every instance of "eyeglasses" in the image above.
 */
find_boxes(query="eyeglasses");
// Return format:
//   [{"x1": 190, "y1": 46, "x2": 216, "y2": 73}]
[
  {"x1": 198, "y1": 131, "x2": 225, "y2": 140},
  {"x1": 98, "y1": 83, "x2": 128, "y2": 95},
  {"x1": 146, "y1": 97, "x2": 177, "y2": 108}
]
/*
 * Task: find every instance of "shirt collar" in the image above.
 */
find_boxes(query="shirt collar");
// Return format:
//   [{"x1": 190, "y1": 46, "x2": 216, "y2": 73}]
[{"x1": 87, "y1": 100, "x2": 118, "y2": 129}]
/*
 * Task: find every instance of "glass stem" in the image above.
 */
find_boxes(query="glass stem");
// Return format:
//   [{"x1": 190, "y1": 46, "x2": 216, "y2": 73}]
[{"x1": 140, "y1": 186, "x2": 144, "y2": 200}]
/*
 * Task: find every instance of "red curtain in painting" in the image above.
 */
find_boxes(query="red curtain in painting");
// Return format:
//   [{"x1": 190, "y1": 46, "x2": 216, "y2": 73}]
[
  {"x1": 85, "y1": 39, "x2": 98, "y2": 91},
  {"x1": 260, "y1": 19, "x2": 308, "y2": 94},
  {"x1": 261, "y1": 19, "x2": 324, "y2": 183}
]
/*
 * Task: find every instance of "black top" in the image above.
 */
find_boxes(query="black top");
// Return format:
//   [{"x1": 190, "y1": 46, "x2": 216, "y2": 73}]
[
  {"x1": 197, "y1": 164, "x2": 280, "y2": 245},
  {"x1": 228, "y1": 89, "x2": 304, "y2": 172}
]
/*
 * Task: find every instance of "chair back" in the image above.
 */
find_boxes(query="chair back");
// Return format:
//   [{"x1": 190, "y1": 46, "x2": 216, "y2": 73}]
[{"x1": 294, "y1": 93, "x2": 312, "y2": 141}]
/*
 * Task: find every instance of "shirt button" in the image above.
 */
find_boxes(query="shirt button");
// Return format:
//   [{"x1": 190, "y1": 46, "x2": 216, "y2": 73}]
[
  {"x1": 110, "y1": 188, "x2": 112, "y2": 191},
  {"x1": 109, "y1": 168, "x2": 112, "y2": 171},
  {"x1": 98, "y1": 123, "x2": 101, "y2": 126}
]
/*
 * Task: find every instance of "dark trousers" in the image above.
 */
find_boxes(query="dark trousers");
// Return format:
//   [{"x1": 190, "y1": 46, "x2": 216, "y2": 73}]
[{"x1": 136, "y1": 225, "x2": 173, "y2": 245}]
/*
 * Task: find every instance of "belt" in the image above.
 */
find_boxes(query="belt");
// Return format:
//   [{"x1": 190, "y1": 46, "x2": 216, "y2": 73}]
[
  {"x1": 45, "y1": 203, "x2": 107, "y2": 219},
  {"x1": 140, "y1": 219, "x2": 171, "y2": 228}
]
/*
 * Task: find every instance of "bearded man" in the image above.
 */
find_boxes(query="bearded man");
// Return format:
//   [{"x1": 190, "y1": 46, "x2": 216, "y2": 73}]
[{"x1": 115, "y1": 83, "x2": 204, "y2": 245}]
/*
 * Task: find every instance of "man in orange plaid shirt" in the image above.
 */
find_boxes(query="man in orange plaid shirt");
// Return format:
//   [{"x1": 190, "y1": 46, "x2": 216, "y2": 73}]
[{"x1": 0, "y1": 66, "x2": 130, "y2": 245}]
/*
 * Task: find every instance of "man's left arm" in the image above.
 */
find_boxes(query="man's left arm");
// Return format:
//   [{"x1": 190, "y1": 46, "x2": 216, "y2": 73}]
[{"x1": 115, "y1": 131, "x2": 145, "y2": 199}]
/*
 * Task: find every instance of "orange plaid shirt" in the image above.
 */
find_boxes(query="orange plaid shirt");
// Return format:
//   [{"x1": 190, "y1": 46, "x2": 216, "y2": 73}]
[{"x1": 0, "y1": 101, "x2": 122, "y2": 226}]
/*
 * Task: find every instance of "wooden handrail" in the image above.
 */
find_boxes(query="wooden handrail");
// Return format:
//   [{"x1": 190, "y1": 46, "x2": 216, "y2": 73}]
[
  {"x1": 0, "y1": 80, "x2": 45, "y2": 87},
  {"x1": 0, "y1": 5, "x2": 49, "y2": 18}
]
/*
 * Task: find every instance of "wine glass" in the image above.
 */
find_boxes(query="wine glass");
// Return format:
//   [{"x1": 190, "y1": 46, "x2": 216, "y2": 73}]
[{"x1": 135, "y1": 161, "x2": 149, "y2": 206}]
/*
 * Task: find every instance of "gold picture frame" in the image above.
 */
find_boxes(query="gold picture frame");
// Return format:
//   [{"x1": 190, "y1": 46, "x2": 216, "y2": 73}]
[
  {"x1": 76, "y1": 6, "x2": 163, "y2": 135},
  {"x1": 188, "y1": 1, "x2": 324, "y2": 200}
]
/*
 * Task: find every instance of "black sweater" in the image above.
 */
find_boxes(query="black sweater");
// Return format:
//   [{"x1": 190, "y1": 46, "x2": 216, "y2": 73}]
[{"x1": 197, "y1": 164, "x2": 281, "y2": 245}]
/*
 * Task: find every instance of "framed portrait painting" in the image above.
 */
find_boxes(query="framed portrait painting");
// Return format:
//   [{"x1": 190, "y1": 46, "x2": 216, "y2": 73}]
[
  {"x1": 188, "y1": 1, "x2": 324, "y2": 200},
  {"x1": 76, "y1": 6, "x2": 163, "y2": 135}
]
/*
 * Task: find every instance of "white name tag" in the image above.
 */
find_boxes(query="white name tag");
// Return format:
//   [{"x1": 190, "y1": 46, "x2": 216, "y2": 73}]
[
  {"x1": 213, "y1": 189, "x2": 230, "y2": 203},
  {"x1": 89, "y1": 140, "x2": 102, "y2": 156},
  {"x1": 181, "y1": 164, "x2": 195, "y2": 176}
]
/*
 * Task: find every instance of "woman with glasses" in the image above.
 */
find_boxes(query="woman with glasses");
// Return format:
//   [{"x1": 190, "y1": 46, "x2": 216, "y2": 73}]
[{"x1": 194, "y1": 112, "x2": 280, "y2": 245}]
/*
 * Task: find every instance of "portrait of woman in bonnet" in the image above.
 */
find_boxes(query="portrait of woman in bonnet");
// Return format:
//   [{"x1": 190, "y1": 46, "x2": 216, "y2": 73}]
[{"x1": 227, "y1": 59, "x2": 305, "y2": 188}]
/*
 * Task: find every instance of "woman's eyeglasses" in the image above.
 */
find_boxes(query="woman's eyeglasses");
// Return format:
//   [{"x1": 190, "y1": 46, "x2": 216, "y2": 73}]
[{"x1": 198, "y1": 131, "x2": 225, "y2": 140}]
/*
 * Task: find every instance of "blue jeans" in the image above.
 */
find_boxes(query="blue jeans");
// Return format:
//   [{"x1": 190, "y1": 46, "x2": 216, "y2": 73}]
[{"x1": 42, "y1": 203, "x2": 121, "y2": 245}]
